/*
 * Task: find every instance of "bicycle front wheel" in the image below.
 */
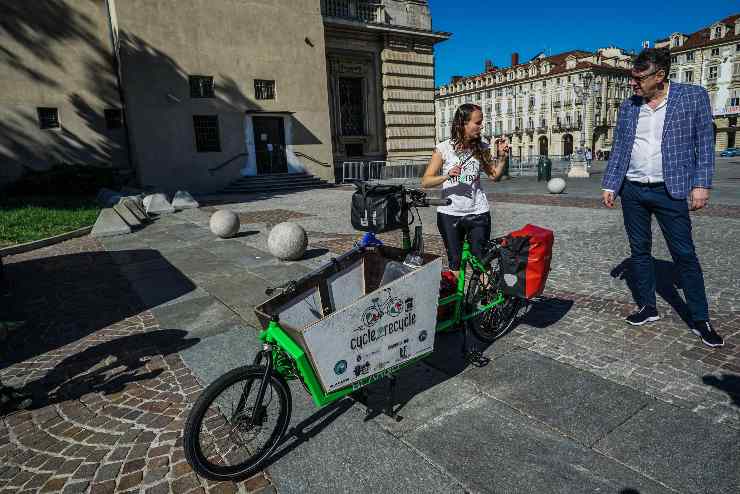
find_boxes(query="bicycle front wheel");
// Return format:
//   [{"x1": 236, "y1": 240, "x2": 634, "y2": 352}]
[
  {"x1": 184, "y1": 365, "x2": 291, "y2": 481},
  {"x1": 465, "y1": 260, "x2": 522, "y2": 343}
]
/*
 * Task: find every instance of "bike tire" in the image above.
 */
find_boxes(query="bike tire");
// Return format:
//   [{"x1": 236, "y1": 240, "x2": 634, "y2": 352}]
[
  {"x1": 184, "y1": 365, "x2": 291, "y2": 481},
  {"x1": 465, "y1": 259, "x2": 522, "y2": 343}
]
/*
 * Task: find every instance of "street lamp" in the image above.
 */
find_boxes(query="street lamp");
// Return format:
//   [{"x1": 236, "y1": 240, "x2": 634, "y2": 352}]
[{"x1": 568, "y1": 74, "x2": 601, "y2": 178}]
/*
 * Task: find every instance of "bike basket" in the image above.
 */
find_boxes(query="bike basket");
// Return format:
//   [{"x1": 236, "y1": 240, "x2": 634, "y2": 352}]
[
  {"x1": 255, "y1": 246, "x2": 442, "y2": 393},
  {"x1": 350, "y1": 183, "x2": 408, "y2": 233}
]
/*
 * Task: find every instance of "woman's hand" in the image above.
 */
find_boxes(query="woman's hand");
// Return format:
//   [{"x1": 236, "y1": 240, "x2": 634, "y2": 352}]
[
  {"x1": 448, "y1": 164, "x2": 461, "y2": 178},
  {"x1": 494, "y1": 137, "x2": 510, "y2": 158}
]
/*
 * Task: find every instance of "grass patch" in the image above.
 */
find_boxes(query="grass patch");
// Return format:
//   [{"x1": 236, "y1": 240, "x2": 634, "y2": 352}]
[{"x1": 0, "y1": 195, "x2": 100, "y2": 247}]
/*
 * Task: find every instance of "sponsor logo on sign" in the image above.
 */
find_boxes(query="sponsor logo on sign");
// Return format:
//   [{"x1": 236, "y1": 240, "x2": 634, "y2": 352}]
[{"x1": 334, "y1": 360, "x2": 347, "y2": 375}]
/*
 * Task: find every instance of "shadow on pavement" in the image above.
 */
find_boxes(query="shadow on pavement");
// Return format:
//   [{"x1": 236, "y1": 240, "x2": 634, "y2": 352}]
[
  {"x1": 0, "y1": 249, "x2": 196, "y2": 368},
  {"x1": 702, "y1": 374, "x2": 740, "y2": 408},
  {"x1": 25, "y1": 329, "x2": 200, "y2": 409},
  {"x1": 611, "y1": 258, "x2": 692, "y2": 326},
  {"x1": 263, "y1": 397, "x2": 355, "y2": 468},
  {"x1": 519, "y1": 296, "x2": 574, "y2": 328}
]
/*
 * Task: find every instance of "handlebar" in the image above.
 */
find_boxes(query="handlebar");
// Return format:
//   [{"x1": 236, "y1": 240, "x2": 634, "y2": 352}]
[
  {"x1": 425, "y1": 197, "x2": 451, "y2": 206},
  {"x1": 405, "y1": 188, "x2": 451, "y2": 208}
]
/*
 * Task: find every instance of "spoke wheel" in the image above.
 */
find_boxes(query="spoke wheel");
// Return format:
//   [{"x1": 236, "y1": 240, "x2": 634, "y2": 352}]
[
  {"x1": 184, "y1": 365, "x2": 291, "y2": 481},
  {"x1": 465, "y1": 261, "x2": 522, "y2": 342}
]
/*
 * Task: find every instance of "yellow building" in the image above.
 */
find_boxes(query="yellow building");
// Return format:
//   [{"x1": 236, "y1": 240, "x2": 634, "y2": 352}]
[
  {"x1": 657, "y1": 13, "x2": 740, "y2": 151},
  {"x1": 436, "y1": 48, "x2": 634, "y2": 160}
]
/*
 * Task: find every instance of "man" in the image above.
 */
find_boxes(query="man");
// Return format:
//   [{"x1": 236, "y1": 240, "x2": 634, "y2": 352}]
[{"x1": 602, "y1": 48, "x2": 723, "y2": 347}]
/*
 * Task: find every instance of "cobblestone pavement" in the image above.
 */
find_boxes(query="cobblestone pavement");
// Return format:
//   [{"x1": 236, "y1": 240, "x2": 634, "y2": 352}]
[
  {"x1": 309, "y1": 199, "x2": 740, "y2": 430},
  {"x1": 0, "y1": 239, "x2": 273, "y2": 493}
]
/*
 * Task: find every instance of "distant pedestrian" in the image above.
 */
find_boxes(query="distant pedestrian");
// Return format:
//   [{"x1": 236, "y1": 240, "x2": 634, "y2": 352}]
[
  {"x1": 585, "y1": 147, "x2": 593, "y2": 168},
  {"x1": 602, "y1": 48, "x2": 723, "y2": 347}
]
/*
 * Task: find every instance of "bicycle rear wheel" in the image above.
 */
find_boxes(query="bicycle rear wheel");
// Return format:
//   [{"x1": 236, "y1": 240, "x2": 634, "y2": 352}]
[
  {"x1": 465, "y1": 259, "x2": 522, "y2": 343},
  {"x1": 184, "y1": 365, "x2": 291, "y2": 481}
]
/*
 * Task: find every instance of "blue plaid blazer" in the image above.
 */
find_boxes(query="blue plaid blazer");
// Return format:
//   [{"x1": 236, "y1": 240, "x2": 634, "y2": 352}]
[{"x1": 601, "y1": 82, "x2": 714, "y2": 199}]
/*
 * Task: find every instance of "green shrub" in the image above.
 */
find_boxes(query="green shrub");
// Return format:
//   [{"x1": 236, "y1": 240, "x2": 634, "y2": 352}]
[{"x1": 8, "y1": 164, "x2": 119, "y2": 196}]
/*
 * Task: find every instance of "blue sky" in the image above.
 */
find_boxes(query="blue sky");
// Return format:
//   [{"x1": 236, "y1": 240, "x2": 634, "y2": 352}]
[{"x1": 429, "y1": 1, "x2": 738, "y2": 87}]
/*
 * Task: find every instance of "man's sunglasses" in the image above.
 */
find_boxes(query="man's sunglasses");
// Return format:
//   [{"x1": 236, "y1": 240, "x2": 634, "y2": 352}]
[{"x1": 630, "y1": 70, "x2": 662, "y2": 82}]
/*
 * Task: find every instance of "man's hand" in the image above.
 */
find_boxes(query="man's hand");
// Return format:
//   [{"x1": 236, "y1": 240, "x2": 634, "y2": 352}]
[
  {"x1": 602, "y1": 190, "x2": 615, "y2": 208},
  {"x1": 689, "y1": 187, "x2": 710, "y2": 211}
]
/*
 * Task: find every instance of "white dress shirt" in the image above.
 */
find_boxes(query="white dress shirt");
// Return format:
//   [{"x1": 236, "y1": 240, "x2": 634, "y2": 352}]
[{"x1": 626, "y1": 84, "x2": 670, "y2": 183}]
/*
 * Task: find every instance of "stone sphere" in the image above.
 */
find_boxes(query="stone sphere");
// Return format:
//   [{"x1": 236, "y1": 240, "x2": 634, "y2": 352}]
[
  {"x1": 268, "y1": 222, "x2": 308, "y2": 261},
  {"x1": 547, "y1": 177, "x2": 567, "y2": 194},
  {"x1": 209, "y1": 210, "x2": 240, "y2": 238}
]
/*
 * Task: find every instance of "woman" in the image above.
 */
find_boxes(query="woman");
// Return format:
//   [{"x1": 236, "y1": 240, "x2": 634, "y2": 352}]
[{"x1": 421, "y1": 103, "x2": 509, "y2": 277}]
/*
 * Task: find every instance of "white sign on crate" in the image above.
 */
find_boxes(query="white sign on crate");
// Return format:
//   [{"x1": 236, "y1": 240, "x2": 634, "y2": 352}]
[{"x1": 303, "y1": 259, "x2": 442, "y2": 392}]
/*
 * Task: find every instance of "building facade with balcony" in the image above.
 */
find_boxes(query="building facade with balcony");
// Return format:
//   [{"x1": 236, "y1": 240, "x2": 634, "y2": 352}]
[
  {"x1": 435, "y1": 48, "x2": 634, "y2": 160},
  {"x1": 0, "y1": 0, "x2": 448, "y2": 191},
  {"x1": 322, "y1": 0, "x2": 450, "y2": 167},
  {"x1": 656, "y1": 13, "x2": 740, "y2": 151}
]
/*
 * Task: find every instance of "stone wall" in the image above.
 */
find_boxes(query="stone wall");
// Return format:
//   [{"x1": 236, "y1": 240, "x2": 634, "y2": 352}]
[{"x1": 382, "y1": 38, "x2": 437, "y2": 161}]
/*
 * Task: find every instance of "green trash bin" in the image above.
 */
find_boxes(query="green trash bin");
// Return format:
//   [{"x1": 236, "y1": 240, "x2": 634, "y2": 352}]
[
  {"x1": 543, "y1": 157, "x2": 552, "y2": 181},
  {"x1": 537, "y1": 157, "x2": 552, "y2": 182}
]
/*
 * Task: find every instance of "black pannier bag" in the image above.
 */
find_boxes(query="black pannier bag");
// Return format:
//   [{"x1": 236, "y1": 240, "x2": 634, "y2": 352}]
[{"x1": 351, "y1": 183, "x2": 407, "y2": 233}]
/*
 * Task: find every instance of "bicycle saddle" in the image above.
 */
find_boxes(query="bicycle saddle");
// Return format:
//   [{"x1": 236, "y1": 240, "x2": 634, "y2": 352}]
[{"x1": 453, "y1": 214, "x2": 484, "y2": 233}]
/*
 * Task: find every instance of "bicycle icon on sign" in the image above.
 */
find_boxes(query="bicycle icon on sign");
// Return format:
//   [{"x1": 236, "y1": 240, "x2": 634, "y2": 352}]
[{"x1": 361, "y1": 288, "x2": 403, "y2": 327}]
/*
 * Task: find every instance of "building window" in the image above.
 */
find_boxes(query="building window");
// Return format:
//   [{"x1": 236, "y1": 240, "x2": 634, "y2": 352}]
[
  {"x1": 254, "y1": 79, "x2": 276, "y2": 100},
  {"x1": 733, "y1": 63, "x2": 740, "y2": 76},
  {"x1": 686, "y1": 51, "x2": 694, "y2": 61},
  {"x1": 729, "y1": 97, "x2": 740, "y2": 107},
  {"x1": 715, "y1": 27, "x2": 722, "y2": 38},
  {"x1": 189, "y1": 75, "x2": 214, "y2": 98},
  {"x1": 737, "y1": 43, "x2": 740, "y2": 52},
  {"x1": 37, "y1": 107, "x2": 60, "y2": 129},
  {"x1": 669, "y1": 72, "x2": 677, "y2": 81},
  {"x1": 708, "y1": 66, "x2": 719, "y2": 80},
  {"x1": 683, "y1": 70, "x2": 693, "y2": 83},
  {"x1": 711, "y1": 47, "x2": 720, "y2": 57},
  {"x1": 193, "y1": 115, "x2": 221, "y2": 152},
  {"x1": 486, "y1": 90, "x2": 492, "y2": 98},
  {"x1": 671, "y1": 55, "x2": 677, "y2": 63},
  {"x1": 104, "y1": 109, "x2": 123, "y2": 129}
]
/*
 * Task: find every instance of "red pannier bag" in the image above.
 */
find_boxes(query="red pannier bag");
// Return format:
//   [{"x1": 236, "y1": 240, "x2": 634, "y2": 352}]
[{"x1": 499, "y1": 224, "x2": 554, "y2": 299}]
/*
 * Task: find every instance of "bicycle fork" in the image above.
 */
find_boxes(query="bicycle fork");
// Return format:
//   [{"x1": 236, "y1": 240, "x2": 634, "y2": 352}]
[{"x1": 233, "y1": 344, "x2": 274, "y2": 425}]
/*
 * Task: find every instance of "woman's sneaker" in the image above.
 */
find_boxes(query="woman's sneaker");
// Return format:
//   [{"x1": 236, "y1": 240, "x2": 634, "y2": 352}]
[
  {"x1": 626, "y1": 306, "x2": 660, "y2": 326},
  {"x1": 691, "y1": 321, "x2": 724, "y2": 348}
]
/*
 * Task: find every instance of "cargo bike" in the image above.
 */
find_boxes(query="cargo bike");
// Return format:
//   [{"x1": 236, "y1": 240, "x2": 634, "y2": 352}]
[{"x1": 183, "y1": 185, "x2": 553, "y2": 481}]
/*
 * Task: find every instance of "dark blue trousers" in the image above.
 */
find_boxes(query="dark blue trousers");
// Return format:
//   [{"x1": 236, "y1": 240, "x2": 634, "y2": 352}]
[{"x1": 620, "y1": 180, "x2": 709, "y2": 321}]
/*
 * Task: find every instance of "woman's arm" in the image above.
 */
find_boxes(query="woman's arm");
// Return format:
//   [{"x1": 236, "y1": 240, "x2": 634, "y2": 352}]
[{"x1": 422, "y1": 150, "x2": 453, "y2": 188}]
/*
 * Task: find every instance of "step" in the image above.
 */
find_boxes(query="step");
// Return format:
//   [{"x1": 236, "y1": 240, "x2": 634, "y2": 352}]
[
  {"x1": 220, "y1": 183, "x2": 335, "y2": 194},
  {"x1": 227, "y1": 177, "x2": 323, "y2": 185}
]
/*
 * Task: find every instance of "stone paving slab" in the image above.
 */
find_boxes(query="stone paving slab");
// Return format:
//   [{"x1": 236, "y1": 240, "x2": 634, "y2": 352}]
[
  {"x1": 403, "y1": 396, "x2": 675, "y2": 494},
  {"x1": 266, "y1": 386, "x2": 463, "y2": 494},
  {"x1": 463, "y1": 350, "x2": 650, "y2": 447},
  {"x1": 152, "y1": 295, "x2": 246, "y2": 339},
  {"x1": 594, "y1": 401, "x2": 740, "y2": 494}
]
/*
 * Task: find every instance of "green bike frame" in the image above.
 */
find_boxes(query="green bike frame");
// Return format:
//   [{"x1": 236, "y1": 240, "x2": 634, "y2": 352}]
[{"x1": 257, "y1": 239, "x2": 504, "y2": 409}]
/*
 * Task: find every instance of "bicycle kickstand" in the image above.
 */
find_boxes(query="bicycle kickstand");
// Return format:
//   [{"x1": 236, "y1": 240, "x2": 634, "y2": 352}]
[
  {"x1": 462, "y1": 322, "x2": 490, "y2": 368},
  {"x1": 385, "y1": 375, "x2": 402, "y2": 422}
]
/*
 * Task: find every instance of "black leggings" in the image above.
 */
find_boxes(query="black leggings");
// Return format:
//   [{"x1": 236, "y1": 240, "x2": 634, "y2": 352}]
[{"x1": 436, "y1": 212, "x2": 491, "y2": 270}]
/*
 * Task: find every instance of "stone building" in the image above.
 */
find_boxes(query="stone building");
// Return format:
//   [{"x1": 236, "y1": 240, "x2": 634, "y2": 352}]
[
  {"x1": 656, "y1": 13, "x2": 740, "y2": 151},
  {"x1": 0, "y1": 0, "x2": 448, "y2": 192},
  {"x1": 435, "y1": 48, "x2": 634, "y2": 160}
]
